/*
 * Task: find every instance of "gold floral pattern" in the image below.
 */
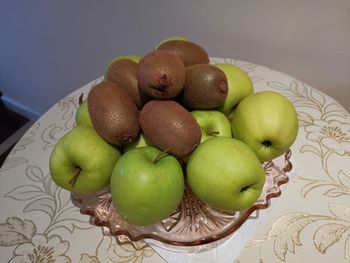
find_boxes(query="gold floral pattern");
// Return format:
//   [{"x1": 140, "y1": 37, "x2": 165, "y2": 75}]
[
  {"x1": 305, "y1": 119, "x2": 350, "y2": 155},
  {"x1": 9, "y1": 234, "x2": 70, "y2": 263},
  {"x1": 79, "y1": 236, "x2": 155, "y2": 263},
  {"x1": 0, "y1": 217, "x2": 72, "y2": 263},
  {"x1": 245, "y1": 203, "x2": 350, "y2": 262}
]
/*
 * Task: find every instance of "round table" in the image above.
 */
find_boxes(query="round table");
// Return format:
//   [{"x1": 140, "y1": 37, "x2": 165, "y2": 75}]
[{"x1": 1, "y1": 58, "x2": 349, "y2": 263}]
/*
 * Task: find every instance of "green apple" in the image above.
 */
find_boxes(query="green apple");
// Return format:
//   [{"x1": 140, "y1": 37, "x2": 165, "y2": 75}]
[
  {"x1": 191, "y1": 110, "x2": 232, "y2": 143},
  {"x1": 155, "y1": 35, "x2": 188, "y2": 49},
  {"x1": 112, "y1": 54, "x2": 141, "y2": 63},
  {"x1": 111, "y1": 147, "x2": 184, "y2": 226},
  {"x1": 49, "y1": 126, "x2": 121, "y2": 193},
  {"x1": 232, "y1": 91, "x2": 298, "y2": 161},
  {"x1": 123, "y1": 132, "x2": 153, "y2": 152},
  {"x1": 214, "y1": 64, "x2": 253, "y2": 115},
  {"x1": 187, "y1": 137, "x2": 266, "y2": 211},
  {"x1": 75, "y1": 100, "x2": 93, "y2": 127}
]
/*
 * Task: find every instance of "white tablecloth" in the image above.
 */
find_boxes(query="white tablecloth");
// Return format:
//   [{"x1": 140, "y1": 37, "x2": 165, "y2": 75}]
[{"x1": 1, "y1": 58, "x2": 349, "y2": 263}]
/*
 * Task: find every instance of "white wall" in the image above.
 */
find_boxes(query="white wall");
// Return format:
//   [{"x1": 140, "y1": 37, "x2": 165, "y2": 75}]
[{"x1": 1, "y1": 0, "x2": 349, "y2": 119}]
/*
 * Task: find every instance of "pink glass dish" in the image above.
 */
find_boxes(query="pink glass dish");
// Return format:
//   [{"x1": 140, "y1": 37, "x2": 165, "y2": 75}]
[{"x1": 72, "y1": 150, "x2": 292, "y2": 246}]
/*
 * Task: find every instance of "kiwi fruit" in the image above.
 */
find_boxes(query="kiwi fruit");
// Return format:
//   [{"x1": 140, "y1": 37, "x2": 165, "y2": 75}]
[
  {"x1": 139, "y1": 100, "x2": 201, "y2": 157},
  {"x1": 105, "y1": 59, "x2": 145, "y2": 109},
  {"x1": 155, "y1": 35, "x2": 188, "y2": 49},
  {"x1": 183, "y1": 64, "x2": 228, "y2": 109},
  {"x1": 138, "y1": 50, "x2": 186, "y2": 99},
  {"x1": 157, "y1": 40, "x2": 209, "y2": 67},
  {"x1": 88, "y1": 81, "x2": 140, "y2": 145}
]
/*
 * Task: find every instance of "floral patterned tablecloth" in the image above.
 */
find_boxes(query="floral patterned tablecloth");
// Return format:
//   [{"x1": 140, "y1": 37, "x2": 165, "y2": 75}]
[{"x1": 0, "y1": 58, "x2": 349, "y2": 263}]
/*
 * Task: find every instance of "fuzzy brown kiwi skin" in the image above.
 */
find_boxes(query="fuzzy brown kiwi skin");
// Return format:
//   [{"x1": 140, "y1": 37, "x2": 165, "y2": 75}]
[
  {"x1": 139, "y1": 100, "x2": 201, "y2": 157},
  {"x1": 137, "y1": 50, "x2": 186, "y2": 99},
  {"x1": 183, "y1": 64, "x2": 228, "y2": 110},
  {"x1": 157, "y1": 40, "x2": 209, "y2": 67},
  {"x1": 88, "y1": 81, "x2": 140, "y2": 145},
  {"x1": 105, "y1": 59, "x2": 149, "y2": 109}
]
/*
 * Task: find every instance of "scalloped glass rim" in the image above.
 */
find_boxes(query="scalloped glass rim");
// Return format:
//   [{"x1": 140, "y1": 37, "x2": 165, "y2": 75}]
[{"x1": 72, "y1": 150, "x2": 292, "y2": 247}]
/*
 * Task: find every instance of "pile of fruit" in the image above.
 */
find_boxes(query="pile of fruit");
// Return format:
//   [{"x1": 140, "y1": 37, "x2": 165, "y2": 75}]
[{"x1": 49, "y1": 36, "x2": 299, "y2": 226}]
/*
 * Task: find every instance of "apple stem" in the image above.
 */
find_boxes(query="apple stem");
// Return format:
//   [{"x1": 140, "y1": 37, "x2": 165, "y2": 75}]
[
  {"x1": 78, "y1": 93, "x2": 84, "y2": 106},
  {"x1": 153, "y1": 150, "x2": 169, "y2": 164},
  {"x1": 69, "y1": 167, "x2": 81, "y2": 187},
  {"x1": 206, "y1": 128, "x2": 220, "y2": 136},
  {"x1": 209, "y1": 131, "x2": 220, "y2": 136}
]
